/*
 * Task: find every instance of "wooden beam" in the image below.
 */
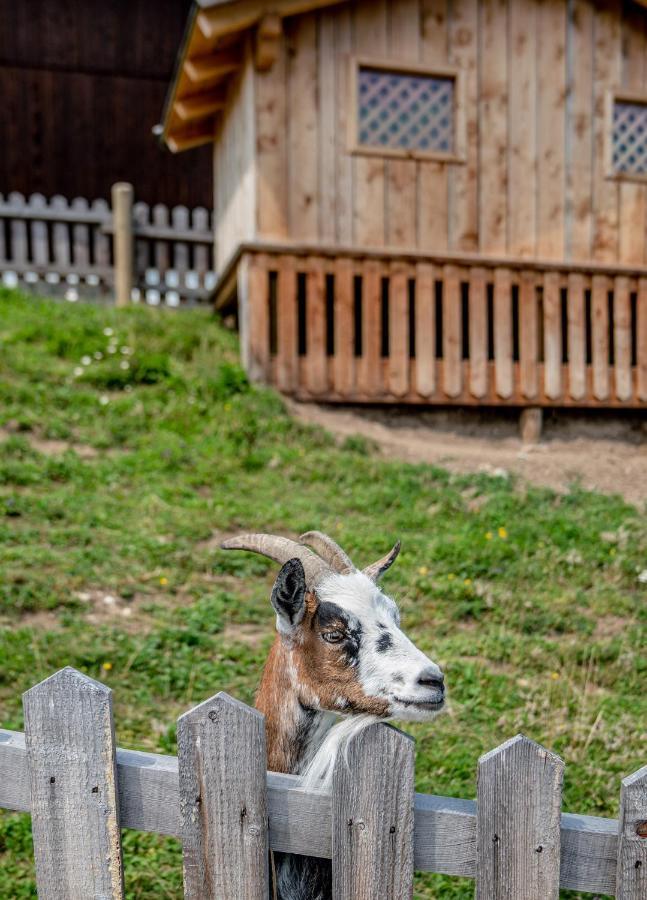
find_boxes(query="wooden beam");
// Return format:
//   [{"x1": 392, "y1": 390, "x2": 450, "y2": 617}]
[
  {"x1": 254, "y1": 13, "x2": 282, "y2": 71},
  {"x1": 184, "y1": 49, "x2": 242, "y2": 85},
  {"x1": 175, "y1": 89, "x2": 227, "y2": 123},
  {"x1": 167, "y1": 122, "x2": 216, "y2": 153},
  {"x1": 197, "y1": 0, "x2": 349, "y2": 41}
]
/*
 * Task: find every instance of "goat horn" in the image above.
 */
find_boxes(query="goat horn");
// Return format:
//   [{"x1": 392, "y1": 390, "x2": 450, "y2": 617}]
[
  {"x1": 363, "y1": 540, "x2": 401, "y2": 582},
  {"x1": 299, "y1": 531, "x2": 355, "y2": 574},
  {"x1": 220, "y1": 533, "x2": 333, "y2": 590}
]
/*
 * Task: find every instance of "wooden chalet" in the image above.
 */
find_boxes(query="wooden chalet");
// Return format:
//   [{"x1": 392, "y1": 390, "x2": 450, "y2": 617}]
[{"x1": 161, "y1": 0, "x2": 647, "y2": 413}]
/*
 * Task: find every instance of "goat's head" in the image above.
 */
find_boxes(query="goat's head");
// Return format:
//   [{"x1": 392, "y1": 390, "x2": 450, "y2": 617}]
[{"x1": 221, "y1": 531, "x2": 445, "y2": 722}]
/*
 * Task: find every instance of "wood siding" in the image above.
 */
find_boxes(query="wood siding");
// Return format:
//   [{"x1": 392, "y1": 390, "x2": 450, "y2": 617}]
[{"x1": 244, "y1": 0, "x2": 647, "y2": 266}]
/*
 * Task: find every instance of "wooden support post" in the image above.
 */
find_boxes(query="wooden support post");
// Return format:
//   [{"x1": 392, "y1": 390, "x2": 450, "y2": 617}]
[
  {"x1": 520, "y1": 407, "x2": 543, "y2": 444},
  {"x1": 476, "y1": 734, "x2": 564, "y2": 900},
  {"x1": 23, "y1": 667, "x2": 124, "y2": 900},
  {"x1": 112, "y1": 182, "x2": 134, "y2": 307},
  {"x1": 616, "y1": 765, "x2": 647, "y2": 899},
  {"x1": 177, "y1": 692, "x2": 268, "y2": 900},
  {"x1": 332, "y1": 723, "x2": 415, "y2": 899}
]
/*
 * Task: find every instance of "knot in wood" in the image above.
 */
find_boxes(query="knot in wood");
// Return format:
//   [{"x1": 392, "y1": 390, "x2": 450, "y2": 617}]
[
  {"x1": 248, "y1": 824, "x2": 261, "y2": 837},
  {"x1": 389, "y1": 825, "x2": 396, "y2": 834},
  {"x1": 636, "y1": 820, "x2": 647, "y2": 838},
  {"x1": 535, "y1": 845, "x2": 543, "y2": 853},
  {"x1": 492, "y1": 834, "x2": 499, "y2": 844},
  {"x1": 208, "y1": 709, "x2": 219, "y2": 723},
  {"x1": 357, "y1": 820, "x2": 366, "y2": 831}
]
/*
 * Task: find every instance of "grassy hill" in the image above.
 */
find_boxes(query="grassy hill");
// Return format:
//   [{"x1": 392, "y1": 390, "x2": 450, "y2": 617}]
[{"x1": 0, "y1": 289, "x2": 645, "y2": 898}]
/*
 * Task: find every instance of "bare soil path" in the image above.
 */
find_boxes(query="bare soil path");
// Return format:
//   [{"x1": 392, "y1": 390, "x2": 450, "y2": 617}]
[{"x1": 287, "y1": 401, "x2": 647, "y2": 507}]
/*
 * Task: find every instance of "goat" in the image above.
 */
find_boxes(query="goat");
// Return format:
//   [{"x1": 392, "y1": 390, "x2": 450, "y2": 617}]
[{"x1": 221, "y1": 531, "x2": 446, "y2": 900}]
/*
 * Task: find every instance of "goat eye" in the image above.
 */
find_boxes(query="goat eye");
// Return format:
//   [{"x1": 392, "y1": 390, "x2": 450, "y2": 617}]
[{"x1": 322, "y1": 630, "x2": 344, "y2": 644}]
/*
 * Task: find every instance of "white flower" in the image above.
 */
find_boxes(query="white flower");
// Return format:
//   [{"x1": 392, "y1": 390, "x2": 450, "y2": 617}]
[
  {"x1": 81, "y1": 355, "x2": 92, "y2": 366},
  {"x1": 94, "y1": 351, "x2": 103, "y2": 360},
  {"x1": 103, "y1": 327, "x2": 114, "y2": 336},
  {"x1": 99, "y1": 395, "x2": 110, "y2": 406},
  {"x1": 638, "y1": 570, "x2": 647, "y2": 584},
  {"x1": 120, "y1": 346, "x2": 131, "y2": 355},
  {"x1": 107, "y1": 345, "x2": 117, "y2": 354},
  {"x1": 73, "y1": 366, "x2": 84, "y2": 377},
  {"x1": 120, "y1": 360, "x2": 130, "y2": 370}
]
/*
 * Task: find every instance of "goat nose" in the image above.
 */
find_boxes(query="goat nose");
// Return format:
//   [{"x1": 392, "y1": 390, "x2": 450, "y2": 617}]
[{"x1": 417, "y1": 668, "x2": 444, "y2": 691}]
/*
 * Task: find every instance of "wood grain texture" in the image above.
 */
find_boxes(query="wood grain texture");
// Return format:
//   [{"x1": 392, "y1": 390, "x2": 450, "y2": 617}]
[
  {"x1": 22, "y1": 668, "x2": 124, "y2": 900},
  {"x1": 414, "y1": 261, "x2": 436, "y2": 396},
  {"x1": 442, "y1": 264, "x2": 462, "y2": 396},
  {"x1": 568, "y1": 0, "x2": 593, "y2": 260},
  {"x1": 177, "y1": 692, "x2": 268, "y2": 900},
  {"x1": 245, "y1": 253, "x2": 271, "y2": 383},
  {"x1": 468, "y1": 266, "x2": 487, "y2": 398},
  {"x1": 592, "y1": 273, "x2": 610, "y2": 400},
  {"x1": 0, "y1": 726, "x2": 621, "y2": 892},
  {"x1": 616, "y1": 765, "x2": 647, "y2": 899},
  {"x1": 305, "y1": 256, "x2": 329, "y2": 394},
  {"x1": 333, "y1": 256, "x2": 355, "y2": 395},
  {"x1": 8, "y1": 192, "x2": 28, "y2": 262},
  {"x1": 479, "y1": 0, "x2": 507, "y2": 255},
  {"x1": 319, "y1": 14, "x2": 337, "y2": 244},
  {"x1": 613, "y1": 275, "x2": 632, "y2": 400},
  {"x1": 638, "y1": 278, "x2": 647, "y2": 401},
  {"x1": 508, "y1": 0, "x2": 536, "y2": 257},
  {"x1": 493, "y1": 267, "x2": 513, "y2": 398},
  {"x1": 388, "y1": 262, "x2": 410, "y2": 397},
  {"x1": 618, "y1": 5, "x2": 646, "y2": 266},
  {"x1": 334, "y1": 6, "x2": 353, "y2": 244},
  {"x1": 287, "y1": 15, "x2": 319, "y2": 242},
  {"x1": 332, "y1": 723, "x2": 415, "y2": 899},
  {"x1": 29, "y1": 194, "x2": 49, "y2": 266},
  {"x1": 476, "y1": 734, "x2": 564, "y2": 900},
  {"x1": 276, "y1": 254, "x2": 298, "y2": 393},
  {"x1": 357, "y1": 259, "x2": 384, "y2": 397},
  {"x1": 255, "y1": 36, "x2": 288, "y2": 238},
  {"x1": 566, "y1": 273, "x2": 586, "y2": 400},
  {"x1": 519, "y1": 270, "x2": 539, "y2": 399},
  {"x1": 543, "y1": 271, "x2": 562, "y2": 399}
]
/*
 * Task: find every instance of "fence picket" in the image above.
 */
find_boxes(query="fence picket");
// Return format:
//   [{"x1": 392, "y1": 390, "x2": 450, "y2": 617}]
[
  {"x1": 567, "y1": 273, "x2": 586, "y2": 399},
  {"x1": 241, "y1": 253, "x2": 270, "y2": 382},
  {"x1": 276, "y1": 254, "x2": 298, "y2": 392},
  {"x1": 494, "y1": 267, "x2": 513, "y2": 398},
  {"x1": 92, "y1": 198, "x2": 111, "y2": 268},
  {"x1": 0, "y1": 193, "x2": 5, "y2": 262},
  {"x1": 332, "y1": 723, "x2": 415, "y2": 899},
  {"x1": 172, "y1": 205, "x2": 190, "y2": 274},
  {"x1": 468, "y1": 266, "x2": 487, "y2": 398},
  {"x1": 415, "y1": 262, "x2": 435, "y2": 397},
  {"x1": 442, "y1": 265, "x2": 462, "y2": 397},
  {"x1": 616, "y1": 765, "x2": 647, "y2": 899},
  {"x1": 72, "y1": 197, "x2": 91, "y2": 267},
  {"x1": 543, "y1": 271, "x2": 562, "y2": 400},
  {"x1": 8, "y1": 192, "x2": 28, "y2": 263},
  {"x1": 613, "y1": 276, "x2": 632, "y2": 401},
  {"x1": 305, "y1": 256, "x2": 328, "y2": 395},
  {"x1": 333, "y1": 256, "x2": 354, "y2": 396},
  {"x1": 192, "y1": 207, "x2": 210, "y2": 275},
  {"x1": 357, "y1": 260, "x2": 383, "y2": 397},
  {"x1": 519, "y1": 270, "x2": 539, "y2": 399},
  {"x1": 592, "y1": 274, "x2": 610, "y2": 400},
  {"x1": 153, "y1": 203, "x2": 170, "y2": 273},
  {"x1": 133, "y1": 202, "x2": 150, "y2": 275},
  {"x1": 476, "y1": 734, "x2": 563, "y2": 900},
  {"x1": 177, "y1": 692, "x2": 268, "y2": 900},
  {"x1": 388, "y1": 262, "x2": 410, "y2": 398},
  {"x1": 51, "y1": 196, "x2": 71, "y2": 268},
  {"x1": 29, "y1": 194, "x2": 49, "y2": 266},
  {"x1": 639, "y1": 278, "x2": 647, "y2": 402},
  {"x1": 22, "y1": 667, "x2": 124, "y2": 900}
]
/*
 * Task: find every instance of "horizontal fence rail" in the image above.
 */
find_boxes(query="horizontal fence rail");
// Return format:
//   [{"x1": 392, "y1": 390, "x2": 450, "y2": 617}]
[
  {"x1": 1, "y1": 667, "x2": 646, "y2": 898},
  {"x1": 0, "y1": 188, "x2": 217, "y2": 306},
  {"x1": 234, "y1": 246, "x2": 647, "y2": 409}
]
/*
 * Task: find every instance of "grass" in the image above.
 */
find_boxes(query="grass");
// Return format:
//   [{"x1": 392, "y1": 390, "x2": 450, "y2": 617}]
[{"x1": 0, "y1": 288, "x2": 645, "y2": 899}]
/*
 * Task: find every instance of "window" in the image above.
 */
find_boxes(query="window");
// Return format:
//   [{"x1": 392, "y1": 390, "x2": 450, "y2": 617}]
[
  {"x1": 608, "y1": 92, "x2": 647, "y2": 180},
  {"x1": 350, "y1": 59, "x2": 464, "y2": 162}
]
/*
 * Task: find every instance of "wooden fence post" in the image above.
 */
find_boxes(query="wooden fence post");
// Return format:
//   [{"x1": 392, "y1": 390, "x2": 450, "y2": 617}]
[
  {"x1": 112, "y1": 182, "x2": 134, "y2": 307},
  {"x1": 177, "y1": 692, "x2": 268, "y2": 900},
  {"x1": 332, "y1": 722, "x2": 415, "y2": 899},
  {"x1": 22, "y1": 667, "x2": 124, "y2": 900},
  {"x1": 476, "y1": 734, "x2": 564, "y2": 900},
  {"x1": 616, "y1": 765, "x2": 647, "y2": 899}
]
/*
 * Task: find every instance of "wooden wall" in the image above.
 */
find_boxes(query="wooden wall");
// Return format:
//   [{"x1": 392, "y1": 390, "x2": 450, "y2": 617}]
[
  {"x1": 245, "y1": 0, "x2": 647, "y2": 266},
  {"x1": 0, "y1": 0, "x2": 212, "y2": 207}
]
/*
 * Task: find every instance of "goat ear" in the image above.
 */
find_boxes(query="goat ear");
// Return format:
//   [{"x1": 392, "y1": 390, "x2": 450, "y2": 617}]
[{"x1": 271, "y1": 558, "x2": 307, "y2": 630}]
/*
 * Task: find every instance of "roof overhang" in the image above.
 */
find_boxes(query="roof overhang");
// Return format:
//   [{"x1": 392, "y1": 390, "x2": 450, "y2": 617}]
[{"x1": 161, "y1": 0, "x2": 349, "y2": 153}]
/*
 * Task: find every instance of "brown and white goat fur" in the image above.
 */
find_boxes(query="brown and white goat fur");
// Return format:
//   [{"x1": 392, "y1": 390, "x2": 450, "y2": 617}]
[{"x1": 221, "y1": 531, "x2": 446, "y2": 900}]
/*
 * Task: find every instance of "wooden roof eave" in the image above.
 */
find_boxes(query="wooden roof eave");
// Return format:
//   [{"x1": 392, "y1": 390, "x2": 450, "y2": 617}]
[{"x1": 161, "y1": 0, "x2": 349, "y2": 153}]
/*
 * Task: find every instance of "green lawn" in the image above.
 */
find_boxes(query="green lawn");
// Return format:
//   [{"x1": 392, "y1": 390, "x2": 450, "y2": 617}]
[{"x1": 0, "y1": 289, "x2": 645, "y2": 899}]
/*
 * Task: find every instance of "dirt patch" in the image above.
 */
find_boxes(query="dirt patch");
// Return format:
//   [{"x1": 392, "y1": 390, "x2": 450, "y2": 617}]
[
  {"x1": 287, "y1": 401, "x2": 647, "y2": 507},
  {"x1": 221, "y1": 622, "x2": 270, "y2": 648},
  {"x1": 0, "y1": 424, "x2": 103, "y2": 459}
]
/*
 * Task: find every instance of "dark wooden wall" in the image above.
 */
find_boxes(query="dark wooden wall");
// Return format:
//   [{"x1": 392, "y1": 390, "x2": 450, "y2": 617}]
[{"x1": 0, "y1": 0, "x2": 212, "y2": 207}]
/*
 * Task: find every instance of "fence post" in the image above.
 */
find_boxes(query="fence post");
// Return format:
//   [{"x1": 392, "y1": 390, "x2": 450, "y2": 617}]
[
  {"x1": 476, "y1": 734, "x2": 564, "y2": 900},
  {"x1": 332, "y1": 722, "x2": 415, "y2": 899},
  {"x1": 23, "y1": 667, "x2": 124, "y2": 899},
  {"x1": 616, "y1": 765, "x2": 647, "y2": 899},
  {"x1": 112, "y1": 182, "x2": 134, "y2": 307},
  {"x1": 177, "y1": 692, "x2": 268, "y2": 899}
]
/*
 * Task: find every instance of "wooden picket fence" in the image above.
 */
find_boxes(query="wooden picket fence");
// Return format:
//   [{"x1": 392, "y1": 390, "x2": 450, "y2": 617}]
[
  {"x1": 1, "y1": 667, "x2": 645, "y2": 898},
  {"x1": 230, "y1": 245, "x2": 647, "y2": 410},
  {"x1": 0, "y1": 186, "x2": 216, "y2": 306}
]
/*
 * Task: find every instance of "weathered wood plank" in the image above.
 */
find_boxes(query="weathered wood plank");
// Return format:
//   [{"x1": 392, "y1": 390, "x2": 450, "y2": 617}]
[
  {"x1": 319, "y1": 13, "x2": 336, "y2": 245},
  {"x1": 468, "y1": 266, "x2": 487, "y2": 398},
  {"x1": 613, "y1": 276, "x2": 632, "y2": 401},
  {"x1": 276, "y1": 254, "x2": 298, "y2": 393},
  {"x1": 255, "y1": 34, "x2": 288, "y2": 238},
  {"x1": 51, "y1": 196, "x2": 71, "y2": 268},
  {"x1": 177, "y1": 692, "x2": 268, "y2": 900},
  {"x1": 476, "y1": 734, "x2": 564, "y2": 900},
  {"x1": 568, "y1": 0, "x2": 593, "y2": 260},
  {"x1": 592, "y1": 274, "x2": 610, "y2": 400},
  {"x1": 508, "y1": 0, "x2": 536, "y2": 257},
  {"x1": 414, "y1": 261, "x2": 436, "y2": 397},
  {"x1": 618, "y1": 5, "x2": 646, "y2": 266},
  {"x1": 133, "y1": 201, "x2": 150, "y2": 276},
  {"x1": 479, "y1": 0, "x2": 507, "y2": 255},
  {"x1": 153, "y1": 203, "x2": 170, "y2": 273},
  {"x1": 192, "y1": 207, "x2": 210, "y2": 275},
  {"x1": 172, "y1": 205, "x2": 190, "y2": 273},
  {"x1": 305, "y1": 256, "x2": 328, "y2": 395},
  {"x1": 356, "y1": 260, "x2": 383, "y2": 397},
  {"x1": 335, "y1": 6, "x2": 353, "y2": 244},
  {"x1": 332, "y1": 723, "x2": 415, "y2": 899},
  {"x1": 0, "y1": 727, "x2": 621, "y2": 892},
  {"x1": 287, "y1": 14, "x2": 319, "y2": 241},
  {"x1": 241, "y1": 253, "x2": 271, "y2": 383},
  {"x1": 22, "y1": 668, "x2": 124, "y2": 900},
  {"x1": 9, "y1": 191, "x2": 28, "y2": 263},
  {"x1": 333, "y1": 256, "x2": 354, "y2": 396},
  {"x1": 72, "y1": 197, "x2": 91, "y2": 268},
  {"x1": 29, "y1": 194, "x2": 49, "y2": 266},
  {"x1": 543, "y1": 271, "x2": 562, "y2": 399},
  {"x1": 442, "y1": 264, "x2": 462, "y2": 397},
  {"x1": 494, "y1": 267, "x2": 513, "y2": 398},
  {"x1": 567, "y1": 273, "x2": 586, "y2": 400},
  {"x1": 638, "y1": 278, "x2": 647, "y2": 402},
  {"x1": 616, "y1": 765, "x2": 647, "y2": 899},
  {"x1": 388, "y1": 262, "x2": 410, "y2": 398}
]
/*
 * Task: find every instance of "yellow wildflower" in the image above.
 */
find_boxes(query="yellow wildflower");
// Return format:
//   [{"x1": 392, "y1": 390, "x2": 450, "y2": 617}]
[
  {"x1": 550, "y1": 671, "x2": 559, "y2": 680},
  {"x1": 447, "y1": 573, "x2": 455, "y2": 581},
  {"x1": 485, "y1": 531, "x2": 493, "y2": 540},
  {"x1": 102, "y1": 662, "x2": 113, "y2": 672},
  {"x1": 464, "y1": 578, "x2": 472, "y2": 586},
  {"x1": 418, "y1": 566, "x2": 429, "y2": 576},
  {"x1": 159, "y1": 576, "x2": 168, "y2": 586},
  {"x1": 498, "y1": 527, "x2": 508, "y2": 539}
]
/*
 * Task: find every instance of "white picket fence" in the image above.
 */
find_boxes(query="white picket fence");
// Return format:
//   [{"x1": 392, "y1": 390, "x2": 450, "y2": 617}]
[
  {"x1": 0, "y1": 187, "x2": 217, "y2": 306},
  {"x1": 0, "y1": 667, "x2": 645, "y2": 898}
]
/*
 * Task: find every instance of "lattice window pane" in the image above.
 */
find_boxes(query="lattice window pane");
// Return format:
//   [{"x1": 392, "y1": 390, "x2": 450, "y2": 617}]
[
  {"x1": 613, "y1": 99, "x2": 647, "y2": 176},
  {"x1": 357, "y1": 66, "x2": 454, "y2": 154}
]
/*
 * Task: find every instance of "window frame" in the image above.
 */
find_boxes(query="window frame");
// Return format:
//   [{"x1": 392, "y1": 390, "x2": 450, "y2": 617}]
[
  {"x1": 605, "y1": 87, "x2": 647, "y2": 184},
  {"x1": 348, "y1": 56, "x2": 466, "y2": 164}
]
